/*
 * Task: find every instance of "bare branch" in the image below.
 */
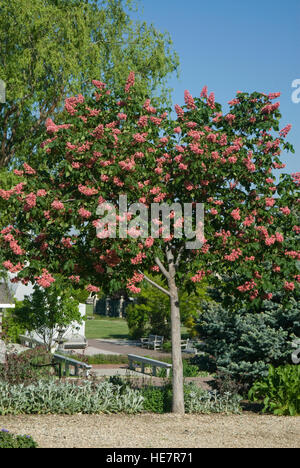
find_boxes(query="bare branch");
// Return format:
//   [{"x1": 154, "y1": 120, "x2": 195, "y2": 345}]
[
  {"x1": 138, "y1": 270, "x2": 171, "y2": 297},
  {"x1": 154, "y1": 256, "x2": 170, "y2": 280},
  {"x1": 175, "y1": 246, "x2": 184, "y2": 268}
]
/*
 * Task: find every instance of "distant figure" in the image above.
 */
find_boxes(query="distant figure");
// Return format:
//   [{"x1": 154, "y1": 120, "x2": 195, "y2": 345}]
[{"x1": 0, "y1": 80, "x2": 6, "y2": 103}]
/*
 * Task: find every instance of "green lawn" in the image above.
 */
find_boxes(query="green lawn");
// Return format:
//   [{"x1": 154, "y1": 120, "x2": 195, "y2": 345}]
[
  {"x1": 85, "y1": 316, "x2": 129, "y2": 340},
  {"x1": 85, "y1": 314, "x2": 188, "y2": 340}
]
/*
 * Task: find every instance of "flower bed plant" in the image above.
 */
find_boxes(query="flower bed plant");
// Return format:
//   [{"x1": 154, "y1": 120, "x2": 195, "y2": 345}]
[{"x1": 0, "y1": 429, "x2": 37, "y2": 448}]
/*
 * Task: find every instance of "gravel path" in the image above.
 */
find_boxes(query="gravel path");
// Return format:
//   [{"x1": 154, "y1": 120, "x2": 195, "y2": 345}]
[{"x1": 1, "y1": 413, "x2": 299, "y2": 448}]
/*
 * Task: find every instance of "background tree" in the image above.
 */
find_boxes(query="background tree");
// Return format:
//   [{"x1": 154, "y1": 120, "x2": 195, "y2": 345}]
[
  {"x1": 0, "y1": 75, "x2": 298, "y2": 413},
  {"x1": 0, "y1": 0, "x2": 179, "y2": 167},
  {"x1": 195, "y1": 287, "x2": 300, "y2": 392},
  {"x1": 12, "y1": 281, "x2": 82, "y2": 352},
  {"x1": 126, "y1": 272, "x2": 208, "y2": 339}
]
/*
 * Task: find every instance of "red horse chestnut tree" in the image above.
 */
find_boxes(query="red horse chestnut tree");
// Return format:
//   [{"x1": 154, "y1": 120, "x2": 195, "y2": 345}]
[{"x1": 0, "y1": 73, "x2": 299, "y2": 413}]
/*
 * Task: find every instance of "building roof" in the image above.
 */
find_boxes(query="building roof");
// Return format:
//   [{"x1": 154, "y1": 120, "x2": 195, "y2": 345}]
[{"x1": 0, "y1": 282, "x2": 15, "y2": 307}]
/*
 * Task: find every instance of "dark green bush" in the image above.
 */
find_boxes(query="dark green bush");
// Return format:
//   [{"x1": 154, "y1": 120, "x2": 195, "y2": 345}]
[
  {"x1": 141, "y1": 385, "x2": 173, "y2": 413},
  {"x1": 0, "y1": 347, "x2": 53, "y2": 385},
  {"x1": 141, "y1": 383, "x2": 242, "y2": 414},
  {"x1": 248, "y1": 365, "x2": 300, "y2": 416},
  {"x1": 196, "y1": 290, "x2": 300, "y2": 391},
  {"x1": 0, "y1": 430, "x2": 37, "y2": 448}
]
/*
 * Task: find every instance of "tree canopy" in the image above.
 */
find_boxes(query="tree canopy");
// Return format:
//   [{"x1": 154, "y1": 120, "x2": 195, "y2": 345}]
[
  {"x1": 0, "y1": 0, "x2": 179, "y2": 167},
  {"x1": 0, "y1": 74, "x2": 298, "y2": 413}
]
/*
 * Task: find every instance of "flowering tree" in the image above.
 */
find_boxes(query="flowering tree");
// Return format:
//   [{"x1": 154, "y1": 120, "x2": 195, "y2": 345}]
[{"x1": 0, "y1": 73, "x2": 299, "y2": 413}]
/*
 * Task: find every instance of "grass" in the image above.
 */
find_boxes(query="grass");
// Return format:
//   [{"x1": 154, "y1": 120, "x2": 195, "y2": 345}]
[
  {"x1": 85, "y1": 316, "x2": 130, "y2": 340},
  {"x1": 85, "y1": 310, "x2": 189, "y2": 341}
]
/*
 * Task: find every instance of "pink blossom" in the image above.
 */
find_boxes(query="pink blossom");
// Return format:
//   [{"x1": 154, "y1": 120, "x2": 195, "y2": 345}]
[
  {"x1": 86, "y1": 285, "x2": 100, "y2": 293},
  {"x1": 231, "y1": 208, "x2": 241, "y2": 221},
  {"x1": 284, "y1": 281, "x2": 295, "y2": 292},
  {"x1": 37, "y1": 189, "x2": 47, "y2": 197},
  {"x1": 207, "y1": 92, "x2": 215, "y2": 109},
  {"x1": 78, "y1": 184, "x2": 98, "y2": 196},
  {"x1": 78, "y1": 207, "x2": 92, "y2": 219},
  {"x1": 92, "y1": 80, "x2": 106, "y2": 89},
  {"x1": 51, "y1": 200, "x2": 65, "y2": 211},
  {"x1": 125, "y1": 71, "x2": 135, "y2": 93},
  {"x1": 174, "y1": 104, "x2": 185, "y2": 119},
  {"x1": 280, "y1": 206, "x2": 291, "y2": 215},
  {"x1": 265, "y1": 197, "x2": 275, "y2": 207},
  {"x1": 35, "y1": 269, "x2": 55, "y2": 288},
  {"x1": 184, "y1": 90, "x2": 196, "y2": 110},
  {"x1": 200, "y1": 86, "x2": 208, "y2": 98},
  {"x1": 23, "y1": 163, "x2": 36, "y2": 175},
  {"x1": 191, "y1": 270, "x2": 206, "y2": 283}
]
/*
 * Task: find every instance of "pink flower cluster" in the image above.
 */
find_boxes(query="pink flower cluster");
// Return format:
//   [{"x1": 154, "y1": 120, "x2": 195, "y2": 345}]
[
  {"x1": 224, "y1": 248, "x2": 242, "y2": 262},
  {"x1": 2, "y1": 260, "x2": 23, "y2": 273},
  {"x1": 51, "y1": 200, "x2": 65, "y2": 211},
  {"x1": 184, "y1": 90, "x2": 196, "y2": 110},
  {"x1": 45, "y1": 118, "x2": 72, "y2": 134},
  {"x1": 291, "y1": 172, "x2": 300, "y2": 185},
  {"x1": 231, "y1": 208, "x2": 241, "y2": 221},
  {"x1": 23, "y1": 163, "x2": 36, "y2": 175},
  {"x1": 284, "y1": 281, "x2": 295, "y2": 292},
  {"x1": 237, "y1": 279, "x2": 257, "y2": 292},
  {"x1": 131, "y1": 252, "x2": 146, "y2": 265},
  {"x1": 35, "y1": 269, "x2": 55, "y2": 288},
  {"x1": 78, "y1": 207, "x2": 91, "y2": 219},
  {"x1": 279, "y1": 124, "x2": 292, "y2": 138},
  {"x1": 78, "y1": 184, "x2": 98, "y2": 196},
  {"x1": 125, "y1": 71, "x2": 135, "y2": 93},
  {"x1": 127, "y1": 271, "x2": 144, "y2": 294},
  {"x1": 65, "y1": 94, "x2": 84, "y2": 115},
  {"x1": 191, "y1": 270, "x2": 205, "y2": 283},
  {"x1": 86, "y1": 285, "x2": 100, "y2": 293}
]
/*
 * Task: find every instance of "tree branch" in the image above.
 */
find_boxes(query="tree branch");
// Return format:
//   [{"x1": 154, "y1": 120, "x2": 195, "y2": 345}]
[
  {"x1": 154, "y1": 256, "x2": 170, "y2": 280},
  {"x1": 138, "y1": 270, "x2": 171, "y2": 297}
]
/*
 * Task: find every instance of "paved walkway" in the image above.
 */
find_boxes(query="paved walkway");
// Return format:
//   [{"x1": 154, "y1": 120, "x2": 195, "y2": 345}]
[{"x1": 86, "y1": 338, "x2": 173, "y2": 359}]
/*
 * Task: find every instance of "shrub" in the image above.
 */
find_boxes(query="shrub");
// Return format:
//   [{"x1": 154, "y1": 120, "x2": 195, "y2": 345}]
[
  {"x1": 141, "y1": 383, "x2": 242, "y2": 414},
  {"x1": 0, "y1": 380, "x2": 144, "y2": 415},
  {"x1": 248, "y1": 365, "x2": 300, "y2": 416},
  {"x1": 1, "y1": 305, "x2": 26, "y2": 343},
  {"x1": 157, "y1": 359, "x2": 200, "y2": 378},
  {"x1": 195, "y1": 290, "x2": 300, "y2": 390},
  {"x1": 141, "y1": 385, "x2": 172, "y2": 413},
  {"x1": 0, "y1": 347, "x2": 53, "y2": 385},
  {"x1": 184, "y1": 384, "x2": 242, "y2": 414},
  {"x1": 0, "y1": 429, "x2": 38, "y2": 448}
]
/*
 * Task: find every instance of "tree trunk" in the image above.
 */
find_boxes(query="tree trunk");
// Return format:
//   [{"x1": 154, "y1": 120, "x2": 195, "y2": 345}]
[{"x1": 168, "y1": 266, "x2": 185, "y2": 414}]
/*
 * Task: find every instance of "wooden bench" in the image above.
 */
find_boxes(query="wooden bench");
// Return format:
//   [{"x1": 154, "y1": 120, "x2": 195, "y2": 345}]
[
  {"x1": 181, "y1": 338, "x2": 199, "y2": 355},
  {"x1": 53, "y1": 354, "x2": 92, "y2": 378},
  {"x1": 128, "y1": 354, "x2": 172, "y2": 377},
  {"x1": 140, "y1": 334, "x2": 164, "y2": 350}
]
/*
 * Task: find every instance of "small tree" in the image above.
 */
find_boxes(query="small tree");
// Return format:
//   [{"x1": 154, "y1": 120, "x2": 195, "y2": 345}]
[
  {"x1": 126, "y1": 273, "x2": 208, "y2": 339},
  {"x1": 0, "y1": 75, "x2": 298, "y2": 413},
  {"x1": 13, "y1": 282, "x2": 82, "y2": 351}
]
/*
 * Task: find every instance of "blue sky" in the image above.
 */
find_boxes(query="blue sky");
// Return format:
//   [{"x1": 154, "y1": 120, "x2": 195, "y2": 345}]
[{"x1": 132, "y1": 0, "x2": 299, "y2": 176}]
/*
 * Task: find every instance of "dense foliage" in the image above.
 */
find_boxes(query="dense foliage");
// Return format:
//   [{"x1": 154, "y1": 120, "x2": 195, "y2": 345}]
[
  {"x1": 195, "y1": 289, "x2": 300, "y2": 389},
  {"x1": 249, "y1": 365, "x2": 300, "y2": 416},
  {"x1": 0, "y1": 429, "x2": 38, "y2": 448},
  {"x1": 126, "y1": 273, "x2": 208, "y2": 339},
  {"x1": 0, "y1": 347, "x2": 53, "y2": 385},
  {"x1": 12, "y1": 281, "x2": 82, "y2": 351},
  {"x1": 0, "y1": 0, "x2": 178, "y2": 167}
]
